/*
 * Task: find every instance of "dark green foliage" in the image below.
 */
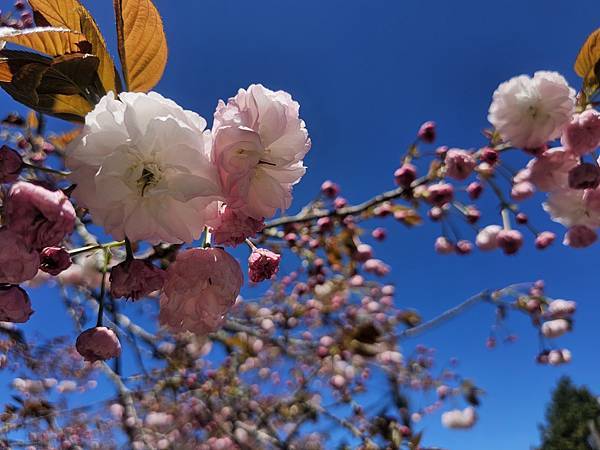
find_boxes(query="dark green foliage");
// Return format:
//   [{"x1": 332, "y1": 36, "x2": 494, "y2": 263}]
[{"x1": 538, "y1": 377, "x2": 600, "y2": 450}]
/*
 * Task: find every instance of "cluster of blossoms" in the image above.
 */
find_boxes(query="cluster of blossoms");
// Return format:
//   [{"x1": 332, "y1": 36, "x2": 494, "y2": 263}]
[{"x1": 0, "y1": 83, "x2": 309, "y2": 363}]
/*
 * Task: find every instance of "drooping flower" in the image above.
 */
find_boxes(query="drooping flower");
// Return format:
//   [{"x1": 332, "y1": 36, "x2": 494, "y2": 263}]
[
  {"x1": 568, "y1": 163, "x2": 600, "y2": 190},
  {"x1": 0, "y1": 229, "x2": 39, "y2": 284},
  {"x1": 561, "y1": 109, "x2": 600, "y2": 156},
  {"x1": 543, "y1": 190, "x2": 600, "y2": 228},
  {"x1": 208, "y1": 204, "x2": 265, "y2": 247},
  {"x1": 563, "y1": 225, "x2": 598, "y2": 248},
  {"x1": 66, "y1": 92, "x2": 221, "y2": 244},
  {"x1": 0, "y1": 286, "x2": 33, "y2": 323},
  {"x1": 76, "y1": 327, "x2": 121, "y2": 362},
  {"x1": 526, "y1": 147, "x2": 578, "y2": 192},
  {"x1": 110, "y1": 259, "x2": 166, "y2": 300},
  {"x1": 0, "y1": 145, "x2": 22, "y2": 183},
  {"x1": 159, "y1": 248, "x2": 243, "y2": 336},
  {"x1": 212, "y1": 84, "x2": 311, "y2": 219},
  {"x1": 248, "y1": 248, "x2": 281, "y2": 283},
  {"x1": 5, "y1": 182, "x2": 75, "y2": 250},
  {"x1": 39, "y1": 247, "x2": 72, "y2": 276},
  {"x1": 496, "y1": 229, "x2": 523, "y2": 255},
  {"x1": 488, "y1": 71, "x2": 576, "y2": 149},
  {"x1": 441, "y1": 407, "x2": 477, "y2": 429}
]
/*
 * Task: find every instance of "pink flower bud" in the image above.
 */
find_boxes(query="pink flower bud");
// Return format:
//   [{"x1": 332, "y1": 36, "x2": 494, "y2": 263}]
[
  {"x1": 5, "y1": 182, "x2": 75, "y2": 250},
  {"x1": 465, "y1": 207, "x2": 480, "y2": 224},
  {"x1": 535, "y1": 232, "x2": 555, "y2": 250},
  {"x1": 445, "y1": 149, "x2": 476, "y2": 180},
  {"x1": 428, "y1": 206, "x2": 444, "y2": 221},
  {"x1": 0, "y1": 229, "x2": 39, "y2": 284},
  {"x1": 455, "y1": 240, "x2": 473, "y2": 255},
  {"x1": 516, "y1": 212, "x2": 528, "y2": 224},
  {"x1": 333, "y1": 197, "x2": 347, "y2": 209},
  {"x1": 563, "y1": 225, "x2": 597, "y2": 248},
  {"x1": 511, "y1": 181, "x2": 535, "y2": 201},
  {"x1": 110, "y1": 259, "x2": 166, "y2": 300},
  {"x1": 321, "y1": 180, "x2": 340, "y2": 198},
  {"x1": 427, "y1": 183, "x2": 454, "y2": 206},
  {"x1": 417, "y1": 121, "x2": 436, "y2": 143},
  {"x1": 561, "y1": 109, "x2": 600, "y2": 156},
  {"x1": 480, "y1": 147, "x2": 498, "y2": 165},
  {"x1": 363, "y1": 259, "x2": 390, "y2": 276},
  {"x1": 248, "y1": 249, "x2": 281, "y2": 283},
  {"x1": 0, "y1": 286, "x2": 33, "y2": 323},
  {"x1": 496, "y1": 229, "x2": 523, "y2": 255},
  {"x1": 547, "y1": 299, "x2": 576, "y2": 318},
  {"x1": 76, "y1": 327, "x2": 121, "y2": 362},
  {"x1": 476, "y1": 225, "x2": 502, "y2": 251},
  {"x1": 394, "y1": 163, "x2": 417, "y2": 188},
  {"x1": 354, "y1": 244, "x2": 373, "y2": 262},
  {"x1": 372, "y1": 227, "x2": 387, "y2": 241},
  {"x1": 436, "y1": 146, "x2": 448, "y2": 159},
  {"x1": 39, "y1": 247, "x2": 72, "y2": 276},
  {"x1": 434, "y1": 236, "x2": 454, "y2": 254},
  {"x1": 568, "y1": 163, "x2": 600, "y2": 189},
  {"x1": 541, "y1": 319, "x2": 570, "y2": 338},
  {"x1": 0, "y1": 145, "x2": 22, "y2": 183},
  {"x1": 467, "y1": 182, "x2": 483, "y2": 200}
]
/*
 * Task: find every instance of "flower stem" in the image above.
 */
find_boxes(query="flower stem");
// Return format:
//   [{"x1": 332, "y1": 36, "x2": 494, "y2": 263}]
[
  {"x1": 68, "y1": 241, "x2": 125, "y2": 257},
  {"x1": 96, "y1": 249, "x2": 111, "y2": 327},
  {"x1": 22, "y1": 162, "x2": 70, "y2": 177},
  {"x1": 202, "y1": 227, "x2": 212, "y2": 248}
]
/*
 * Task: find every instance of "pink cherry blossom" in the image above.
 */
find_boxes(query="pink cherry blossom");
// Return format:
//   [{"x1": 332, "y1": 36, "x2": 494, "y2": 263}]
[
  {"x1": 541, "y1": 319, "x2": 570, "y2": 338},
  {"x1": 110, "y1": 259, "x2": 166, "y2": 300},
  {"x1": 496, "y1": 230, "x2": 523, "y2": 255},
  {"x1": 561, "y1": 109, "x2": 600, "y2": 156},
  {"x1": 0, "y1": 229, "x2": 39, "y2": 284},
  {"x1": 159, "y1": 248, "x2": 243, "y2": 336},
  {"x1": 475, "y1": 225, "x2": 502, "y2": 251},
  {"x1": 209, "y1": 205, "x2": 265, "y2": 247},
  {"x1": 444, "y1": 149, "x2": 476, "y2": 180},
  {"x1": 0, "y1": 286, "x2": 33, "y2": 323},
  {"x1": 212, "y1": 84, "x2": 311, "y2": 219},
  {"x1": 527, "y1": 147, "x2": 578, "y2": 192},
  {"x1": 5, "y1": 182, "x2": 75, "y2": 250},
  {"x1": 76, "y1": 327, "x2": 121, "y2": 362},
  {"x1": 547, "y1": 299, "x2": 576, "y2": 318},
  {"x1": 248, "y1": 249, "x2": 281, "y2": 283}
]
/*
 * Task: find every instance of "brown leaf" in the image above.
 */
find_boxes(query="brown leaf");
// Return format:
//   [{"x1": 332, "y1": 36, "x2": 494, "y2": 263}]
[
  {"x1": 574, "y1": 28, "x2": 600, "y2": 93},
  {"x1": 28, "y1": 0, "x2": 122, "y2": 94},
  {"x1": 0, "y1": 26, "x2": 90, "y2": 56},
  {"x1": 114, "y1": 0, "x2": 168, "y2": 92},
  {"x1": 0, "y1": 50, "x2": 98, "y2": 122}
]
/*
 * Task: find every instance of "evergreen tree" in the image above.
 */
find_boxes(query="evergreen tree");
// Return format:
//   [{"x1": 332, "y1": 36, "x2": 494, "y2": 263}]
[{"x1": 538, "y1": 377, "x2": 600, "y2": 450}]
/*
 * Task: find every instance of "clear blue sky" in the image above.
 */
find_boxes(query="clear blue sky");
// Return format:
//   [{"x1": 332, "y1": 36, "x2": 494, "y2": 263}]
[{"x1": 4, "y1": 0, "x2": 600, "y2": 448}]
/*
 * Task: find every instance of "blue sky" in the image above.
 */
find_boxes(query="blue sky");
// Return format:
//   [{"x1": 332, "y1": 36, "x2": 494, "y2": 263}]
[{"x1": 3, "y1": 0, "x2": 600, "y2": 448}]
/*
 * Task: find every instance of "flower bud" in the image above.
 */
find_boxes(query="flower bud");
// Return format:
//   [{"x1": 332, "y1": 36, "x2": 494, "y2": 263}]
[
  {"x1": 568, "y1": 163, "x2": 600, "y2": 189},
  {"x1": 434, "y1": 237, "x2": 454, "y2": 254},
  {"x1": 476, "y1": 225, "x2": 502, "y2": 251},
  {"x1": 321, "y1": 180, "x2": 340, "y2": 198},
  {"x1": 467, "y1": 182, "x2": 483, "y2": 200},
  {"x1": 417, "y1": 121, "x2": 436, "y2": 143},
  {"x1": 535, "y1": 232, "x2": 555, "y2": 250},
  {"x1": 516, "y1": 212, "x2": 528, "y2": 224},
  {"x1": 0, "y1": 145, "x2": 22, "y2": 183},
  {"x1": 394, "y1": 163, "x2": 417, "y2": 188},
  {"x1": 480, "y1": 147, "x2": 498, "y2": 165},
  {"x1": 372, "y1": 227, "x2": 386, "y2": 241},
  {"x1": 354, "y1": 244, "x2": 373, "y2": 262},
  {"x1": 76, "y1": 327, "x2": 121, "y2": 362},
  {"x1": 541, "y1": 319, "x2": 570, "y2": 338},
  {"x1": 563, "y1": 225, "x2": 597, "y2": 248},
  {"x1": 455, "y1": 240, "x2": 472, "y2": 255},
  {"x1": 248, "y1": 249, "x2": 281, "y2": 283},
  {"x1": 39, "y1": 247, "x2": 72, "y2": 276},
  {"x1": 561, "y1": 109, "x2": 600, "y2": 156},
  {"x1": 496, "y1": 229, "x2": 523, "y2": 255},
  {"x1": 110, "y1": 259, "x2": 166, "y2": 300}
]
